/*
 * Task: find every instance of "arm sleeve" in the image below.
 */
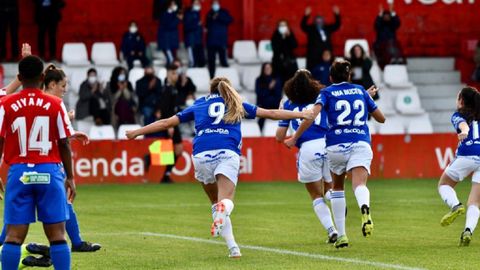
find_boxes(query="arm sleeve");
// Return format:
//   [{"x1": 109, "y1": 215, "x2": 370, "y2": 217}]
[
  {"x1": 57, "y1": 102, "x2": 75, "y2": 139},
  {"x1": 300, "y1": 15, "x2": 310, "y2": 33},
  {"x1": 176, "y1": 105, "x2": 195, "y2": 123},
  {"x1": 326, "y1": 13, "x2": 341, "y2": 32},
  {"x1": 315, "y1": 92, "x2": 327, "y2": 106},
  {"x1": 243, "y1": 102, "x2": 258, "y2": 119},
  {"x1": 451, "y1": 112, "x2": 466, "y2": 132}
]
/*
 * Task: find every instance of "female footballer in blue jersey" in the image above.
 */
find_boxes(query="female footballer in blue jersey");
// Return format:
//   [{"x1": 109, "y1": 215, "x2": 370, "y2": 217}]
[
  {"x1": 437, "y1": 86, "x2": 480, "y2": 246},
  {"x1": 126, "y1": 77, "x2": 313, "y2": 258},
  {"x1": 275, "y1": 69, "x2": 338, "y2": 244},
  {"x1": 286, "y1": 60, "x2": 385, "y2": 248}
]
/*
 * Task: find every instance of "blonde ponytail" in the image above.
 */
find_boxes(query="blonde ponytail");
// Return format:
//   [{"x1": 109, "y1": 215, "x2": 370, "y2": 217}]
[{"x1": 210, "y1": 77, "x2": 245, "y2": 124}]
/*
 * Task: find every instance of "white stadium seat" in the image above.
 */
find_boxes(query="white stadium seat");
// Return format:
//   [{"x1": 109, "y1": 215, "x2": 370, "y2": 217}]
[
  {"x1": 129, "y1": 67, "x2": 145, "y2": 89},
  {"x1": 89, "y1": 125, "x2": 116, "y2": 140},
  {"x1": 186, "y1": 68, "x2": 210, "y2": 93},
  {"x1": 375, "y1": 89, "x2": 397, "y2": 116},
  {"x1": 262, "y1": 120, "x2": 280, "y2": 137},
  {"x1": 344, "y1": 39, "x2": 370, "y2": 58},
  {"x1": 296, "y1": 58, "x2": 306, "y2": 69},
  {"x1": 367, "y1": 121, "x2": 377, "y2": 135},
  {"x1": 407, "y1": 115, "x2": 433, "y2": 134},
  {"x1": 241, "y1": 120, "x2": 262, "y2": 137},
  {"x1": 91, "y1": 42, "x2": 120, "y2": 65},
  {"x1": 75, "y1": 118, "x2": 95, "y2": 134},
  {"x1": 258, "y1": 40, "x2": 273, "y2": 62},
  {"x1": 215, "y1": 67, "x2": 241, "y2": 90},
  {"x1": 156, "y1": 67, "x2": 167, "y2": 82},
  {"x1": 62, "y1": 43, "x2": 90, "y2": 66},
  {"x1": 395, "y1": 91, "x2": 425, "y2": 115},
  {"x1": 383, "y1": 65, "x2": 414, "y2": 89},
  {"x1": 241, "y1": 65, "x2": 261, "y2": 91},
  {"x1": 233, "y1": 40, "x2": 259, "y2": 64},
  {"x1": 370, "y1": 60, "x2": 383, "y2": 86},
  {"x1": 117, "y1": 124, "x2": 144, "y2": 140},
  {"x1": 378, "y1": 117, "x2": 405, "y2": 135}
]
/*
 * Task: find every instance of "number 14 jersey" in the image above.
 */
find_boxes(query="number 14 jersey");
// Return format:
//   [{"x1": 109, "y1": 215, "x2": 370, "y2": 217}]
[{"x1": 0, "y1": 88, "x2": 74, "y2": 165}]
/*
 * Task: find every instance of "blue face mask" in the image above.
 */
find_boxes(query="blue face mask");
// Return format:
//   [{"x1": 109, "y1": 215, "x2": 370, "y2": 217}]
[
  {"x1": 118, "y1": 74, "x2": 126, "y2": 82},
  {"x1": 212, "y1": 3, "x2": 220, "y2": 11}
]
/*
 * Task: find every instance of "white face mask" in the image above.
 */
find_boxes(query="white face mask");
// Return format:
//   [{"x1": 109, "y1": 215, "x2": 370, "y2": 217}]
[
  {"x1": 193, "y1": 4, "x2": 201, "y2": 11},
  {"x1": 118, "y1": 74, "x2": 126, "y2": 82},
  {"x1": 129, "y1": 26, "x2": 138, "y2": 33},
  {"x1": 88, "y1": 76, "x2": 97, "y2": 84},
  {"x1": 278, "y1": 25, "x2": 288, "y2": 35},
  {"x1": 170, "y1": 5, "x2": 178, "y2": 12},
  {"x1": 186, "y1": 98, "x2": 195, "y2": 107},
  {"x1": 212, "y1": 3, "x2": 220, "y2": 11}
]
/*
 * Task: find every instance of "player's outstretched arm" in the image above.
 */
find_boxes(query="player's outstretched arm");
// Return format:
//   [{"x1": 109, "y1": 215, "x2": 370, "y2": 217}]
[
  {"x1": 126, "y1": 116, "x2": 180, "y2": 139},
  {"x1": 284, "y1": 104, "x2": 322, "y2": 148},
  {"x1": 256, "y1": 107, "x2": 314, "y2": 121},
  {"x1": 58, "y1": 138, "x2": 76, "y2": 203},
  {"x1": 275, "y1": 127, "x2": 288, "y2": 143},
  {"x1": 370, "y1": 108, "x2": 386, "y2": 124}
]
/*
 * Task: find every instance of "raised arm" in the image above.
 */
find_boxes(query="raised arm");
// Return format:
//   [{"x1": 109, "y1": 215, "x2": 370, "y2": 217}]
[
  {"x1": 284, "y1": 103, "x2": 322, "y2": 148},
  {"x1": 256, "y1": 107, "x2": 313, "y2": 121},
  {"x1": 126, "y1": 116, "x2": 180, "y2": 139}
]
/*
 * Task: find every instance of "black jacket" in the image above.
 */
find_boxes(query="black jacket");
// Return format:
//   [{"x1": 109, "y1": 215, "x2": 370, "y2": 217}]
[
  {"x1": 271, "y1": 30, "x2": 298, "y2": 82},
  {"x1": 136, "y1": 76, "x2": 163, "y2": 109},
  {"x1": 33, "y1": 0, "x2": 65, "y2": 23},
  {"x1": 159, "y1": 81, "x2": 179, "y2": 119}
]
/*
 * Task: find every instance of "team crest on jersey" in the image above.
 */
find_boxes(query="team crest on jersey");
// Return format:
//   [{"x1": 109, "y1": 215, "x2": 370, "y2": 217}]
[{"x1": 20, "y1": 172, "x2": 51, "y2": 185}]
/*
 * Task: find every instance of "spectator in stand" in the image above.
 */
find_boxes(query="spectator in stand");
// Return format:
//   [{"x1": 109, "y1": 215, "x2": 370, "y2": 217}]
[
  {"x1": 184, "y1": 0, "x2": 205, "y2": 67},
  {"x1": 76, "y1": 68, "x2": 97, "y2": 121},
  {"x1": 113, "y1": 74, "x2": 137, "y2": 127},
  {"x1": 108, "y1": 66, "x2": 134, "y2": 96},
  {"x1": 0, "y1": 0, "x2": 19, "y2": 61},
  {"x1": 255, "y1": 63, "x2": 283, "y2": 131},
  {"x1": 34, "y1": 0, "x2": 65, "y2": 61},
  {"x1": 311, "y1": 49, "x2": 333, "y2": 86},
  {"x1": 473, "y1": 42, "x2": 480, "y2": 82},
  {"x1": 121, "y1": 21, "x2": 149, "y2": 70},
  {"x1": 136, "y1": 66, "x2": 162, "y2": 126},
  {"x1": 81, "y1": 69, "x2": 113, "y2": 125},
  {"x1": 373, "y1": 3, "x2": 405, "y2": 69},
  {"x1": 153, "y1": 0, "x2": 182, "y2": 20},
  {"x1": 206, "y1": 0, "x2": 233, "y2": 78},
  {"x1": 301, "y1": 5, "x2": 341, "y2": 71},
  {"x1": 348, "y1": 44, "x2": 378, "y2": 100},
  {"x1": 157, "y1": 0, "x2": 182, "y2": 66},
  {"x1": 172, "y1": 59, "x2": 197, "y2": 109},
  {"x1": 271, "y1": 19, "x2": 298, "y2": 85}
]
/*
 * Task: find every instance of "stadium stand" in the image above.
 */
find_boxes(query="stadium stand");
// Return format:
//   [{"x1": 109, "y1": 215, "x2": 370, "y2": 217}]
[
  {"x1": 258, "y1": 40, "x2": 273, "y2": 63},
  {"x1": 62, "y1": 43, "x2": 90, "y2": 66},
  {"x1": 233, "y1": 40, "x2": 260, "y2": 64},
  {"x1": 344, "y1": 39, "x2": 370, "y2": 58},
  {"x1": 117, "y1": 124, "x2": 144, "y2": 140},
  {"x1": 89, "y1": 125, "x2": 116, "y2": 140}
]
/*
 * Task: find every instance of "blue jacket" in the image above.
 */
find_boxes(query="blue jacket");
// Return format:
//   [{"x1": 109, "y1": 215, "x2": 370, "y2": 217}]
[
  {"x1": 184, "y1": 9, "x2": 203, "y2": 47},
  {"x1": 206, "y1": 8, "x2": 233, "y2": 47},
  {"x1": 121, "y1": 32, "x2": 146, "y2": 56},
  {"x1": 255, "y1": 76, "x2": 283, "y2": 109},
  {"x1": 157, "y1": 11, "x2": 180, "y2": 50},
  {"x1": 311, "y1": 62, "x2": 332, "y2": 86}
]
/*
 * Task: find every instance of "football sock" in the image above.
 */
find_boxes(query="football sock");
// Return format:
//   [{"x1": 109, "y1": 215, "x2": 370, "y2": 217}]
[
  {"x1": 66, "y1": 204, "x2": 83, "y2": 247},
  {"x1": 1, "y1": 242, "x2": 21, "y2": 270},
  {"x1": 313, "y1": 198, "x2": 336, "y2": 236},
  {"x1": 331, "y1": 191, "x2": 346, "y2": 236},
  {"x1": 221, "y1": 217, "x2": 238, "y2": 249},
  {"x1": 465, "y1": 205, "x2": 480, "y2": 233},
  {"x1": 354, "y1": 185, "x2": 370, "y2": 209},
  {"x1": 324, "y1": 189, "x2": 332, "y2": 201},
  {"x1": 50, "y1": 241, "x2": 71, "y2": 270},
  {"x1": 438, "y1": 185, "x2": 460, "y2": 209},
  {"x1": 220, "y1": 199, "x2": 234, "y2": 216}
]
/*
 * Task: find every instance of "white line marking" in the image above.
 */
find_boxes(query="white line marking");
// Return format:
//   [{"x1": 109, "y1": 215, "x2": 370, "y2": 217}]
[{"x1": 85, "y1": 232, "x2": 425, "y2": 270}]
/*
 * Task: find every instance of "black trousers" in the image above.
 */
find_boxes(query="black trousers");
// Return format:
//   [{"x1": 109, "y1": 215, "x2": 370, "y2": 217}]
[
  {"x1": 37, "y1": 11, "x2": 59, "y2": 60},
  {"x1": 207, "y1": 45, "x2": 228, "y2": 78},
  {"x1": 0, "y1": 9, "x2": 19, "y2": 60},
  {"x1": 188, "y1": 44, "x2": 205, "y2": 68}
]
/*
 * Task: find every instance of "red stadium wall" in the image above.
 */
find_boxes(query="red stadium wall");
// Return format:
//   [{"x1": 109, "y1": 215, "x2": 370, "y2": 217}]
[
  {"x1": 14, "y1": 0, "x2": 480, "y2": 61},
  {"x1": 0, "y1": 135, "x2": 460, "y2": 184}
]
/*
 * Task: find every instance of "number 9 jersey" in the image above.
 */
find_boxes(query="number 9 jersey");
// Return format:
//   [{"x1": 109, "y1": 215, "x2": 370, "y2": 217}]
[
  {"x1": 0, "y1": 89, "x2": 75, "y2": 164},
  {"x1": 316, "y1": 82, "x2": 377, "y2": 147}
]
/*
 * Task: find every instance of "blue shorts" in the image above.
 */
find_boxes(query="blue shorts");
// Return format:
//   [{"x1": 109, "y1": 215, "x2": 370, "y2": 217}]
[{"x1": 4, "y1": 163, "x2": 69, "y2": 225}]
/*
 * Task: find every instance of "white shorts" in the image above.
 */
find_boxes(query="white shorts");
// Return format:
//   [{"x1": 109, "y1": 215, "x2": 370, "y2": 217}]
[
  {"x1": 326, "y1": 141, "x2": 373, "y2": 175},
  {"x1": 445, "y1": 156, "x2": 480, "y2": 183},
  {"x1": 192, "y1": 149, "x2": 240, "y2": 186},
  {"x1": 297, "y1": 139, "x2": 332, "y2": 183}
]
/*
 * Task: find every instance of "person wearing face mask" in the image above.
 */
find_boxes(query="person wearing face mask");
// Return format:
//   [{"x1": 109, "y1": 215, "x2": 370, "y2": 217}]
[
  {"x1": 184, "y1": 0, "x2": 205, "y2": 67},
  {"x1": 271, "y1": 20, "x2": 298, "y2": 85},
  {"x1": 157, "y1": 0, "x2": 183, "y2": 66},
  {"x1": 301, "y1": 5, "x2": 341, "y2": 71},
  {"x1": 373, "y1": 3, "x2": 405, "y2": 69},
  {"x1": 121, "y1": 21, "x2": 149, "y2": 70},
  {"x1": 172, "y1": 59, "x2": 197, "y2": 110},
  {"x1": 136, "y1": 66, "x2": 163, "y2": 126},
  {"x1": 76, "y1": 68, "x2": 103, "y2": 121},
  {"x1": 107, "y1": 66, "x2": 135, "y2": 126},
  {"x1": 206, "y1": 0, "x2": 233, "y2": 78},
  {"x1": 153, "y1": 0, "x2": 182, "y2": 20}
]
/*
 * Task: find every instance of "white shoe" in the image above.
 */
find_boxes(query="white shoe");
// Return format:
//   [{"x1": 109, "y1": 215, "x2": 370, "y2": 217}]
[
  {"x1": 228, "y1": 246, "x2": 242, "y2": 258},
  {"x1": 211, "y1": 201, "x2": 227, "y2": 237}
]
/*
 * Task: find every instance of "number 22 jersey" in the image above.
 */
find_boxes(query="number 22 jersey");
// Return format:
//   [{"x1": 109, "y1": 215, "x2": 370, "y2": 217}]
[{"x1": 0, "y1": 88, "x2": 75, "y2": 164}]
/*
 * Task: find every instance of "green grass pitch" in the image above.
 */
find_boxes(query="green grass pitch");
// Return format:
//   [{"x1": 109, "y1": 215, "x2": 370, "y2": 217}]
[{"x1": 4, "y1": 179, "x2": 480, "y2": 270}]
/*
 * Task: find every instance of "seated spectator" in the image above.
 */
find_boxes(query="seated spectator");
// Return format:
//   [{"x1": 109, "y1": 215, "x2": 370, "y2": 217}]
[
  {"x1": 76, "y1": 68, "x2": 99, "y2": 121},
  {"x1": 348, "y1": 44, "x2": 377, "y2": 99},
  {"x1": 373, "y1": 3, "x2": 405, "y2": 69},
  {"x1": 108, "y1": 67, "x2": 137, "y2": 127},
  {"x1": 311, "y1": 49, "x2": 333, "y2": 86},
  {"x1": 121, "y1": 21, "x2": 149, "y2": 70},
  {"x1": 172, "y1": 59, "x2": 196, "y2": 110},
  {"x1": 86, "y1": 69, "x2": 113, "y2": 125},
  {"x1": 474, "y1": 41, "x2": 480, "y2": 82},
  {"x1": 136, "y1": 66, "x2": 162, "y2": 125},
  {"x1": 271, "y1": 19, "x2": 298, "y2": 85},
  {"x1": 157, "y1": 0, "x2": 182, "y2": 66},
  {"x1": 107, "y1": 66, "x2": 134, "y2": 96},
  {"x1": 255, "y1": 63, "x2": 282, "y2": 131}
]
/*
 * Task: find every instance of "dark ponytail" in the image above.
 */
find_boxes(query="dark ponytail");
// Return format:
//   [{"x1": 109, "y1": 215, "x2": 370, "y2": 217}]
[
  {"x1": 330, "y1": 60, "x2": 352, "y2": 84},
  {"x1": 44, "y1": 64, "x2": 66, "y2": 88},
  {"x1": 458, "y1": 86, "x2": 480, "y2": 122}
]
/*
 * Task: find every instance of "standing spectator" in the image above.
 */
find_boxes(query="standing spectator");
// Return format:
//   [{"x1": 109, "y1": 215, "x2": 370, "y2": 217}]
[
  {"x1": 301, "y1": 5, "x2": 341, "y2": 71},
  {"x1": 34, "y1": 0, "x2": 65, "y2": 60},
  {"x1": 153, "y1": 0, "x2": 182, "y2": 20},
  {"x1": 255, "y1": 63, "x2": 282, "y2": 131},
  {"x1": 206, "y1": 0, "x2": 233, "y2": 78},
  {"x1": 0, "y1": 0, "x2": 19, "y2": 61},
  {"x1": 184, "y1": 0, "x2": 205, "y2": 67},
  {"x1": 157, "y1": 0, "x2": 182, "y2": 66},
  {"x1": 348, "y1": 44, "x2": 377, "y2": 99},
  {"x1": 84, "y1": 69, "x2": 113, "y2": 125},
  {"x1": 311, "y1": 49, "x2": 333, "y2": 86},
  {"x1": 473, "y1": 42, "x2": 480, "y2": 82},
  {"x1": 136, "y1": 66, "x2": 162, "y2": 126},
  {"x1": 121, "y1": 21, "x2": 149, "y2": 70},
  {"x1": 373, "y1": 3, "x2": 405, "y2": 69},
  {"x1": 271, "y1": 20, "x2": 298, "y2": 85},
  {"x1": 172, "y1": 59, "x2": 196, "y2": 109}
]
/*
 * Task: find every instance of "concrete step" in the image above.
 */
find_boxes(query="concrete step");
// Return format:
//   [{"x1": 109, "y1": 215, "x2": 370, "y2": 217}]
[
  {"x1": 408, "y1": 71, "x2": 461, "y2": 85},
  {"x1": 433, "y1": 124, "x2": 454, "y2": 133},
  {"x1": 421, "y1": 97, "x2": 457, "y2": 111},
  {"x1": 427, "y1": 111, "x2": 453, "y2": 125},
  {"x1": 407, "y1": 57, "x2": 455, "y2": 72},
  {"x1": 417, "y1": 84, "x2": 463, "y2": 98}
]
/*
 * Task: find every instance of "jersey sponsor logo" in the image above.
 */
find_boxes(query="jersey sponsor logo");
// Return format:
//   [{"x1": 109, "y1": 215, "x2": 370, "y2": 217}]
[
  {"x1": 342, "y1": 128, "x2": 367, "y2": 135},
  {"x1": 197, "y1": 128, "x2": 230, "y2": 136},
  {"x1": 20, "y1": 171, "x2": 51, "y2": 184}
]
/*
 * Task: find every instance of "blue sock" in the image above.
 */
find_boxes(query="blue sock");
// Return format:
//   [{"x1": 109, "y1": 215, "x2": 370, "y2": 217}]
[
  {"x1": 0, "y1": 224, "x2": 6, "y2": 245},
  {"x1": 1, "y1": 242, "x2": 22, "y2": 270},
  {"x1": 50, "y1": 241, "x2": 71, "y2": 270},
  {"x1": 66, "y1": 204, "x2": 83, "y2": 247}
]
